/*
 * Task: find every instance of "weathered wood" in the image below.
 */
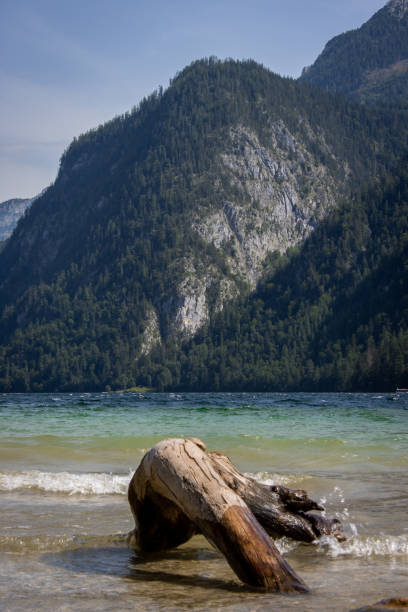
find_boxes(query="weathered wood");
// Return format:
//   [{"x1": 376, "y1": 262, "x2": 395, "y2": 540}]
[
  {"x1": 350, "y1": 598, "x2": 408, "y2": 612},
  {"x1": 128, "y1": 437, "x2": 343, "y2": 592},
  {"x1": 208, "y1": 450, "x2": 345, "y2": 542}
]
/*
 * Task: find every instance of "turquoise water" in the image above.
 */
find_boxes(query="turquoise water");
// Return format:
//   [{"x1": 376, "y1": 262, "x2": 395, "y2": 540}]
[
  {"x1": 1, "y1": 392, "x2": 407, "y2": 610},
  {"x1": 1, "y1": 391, "x2": 407, "y2": 471}
]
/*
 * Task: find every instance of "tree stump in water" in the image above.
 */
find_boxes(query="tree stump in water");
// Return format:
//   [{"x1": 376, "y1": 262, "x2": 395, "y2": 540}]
[{"x1": 128, "y1": 437, "x2": 344, "y2": 593}]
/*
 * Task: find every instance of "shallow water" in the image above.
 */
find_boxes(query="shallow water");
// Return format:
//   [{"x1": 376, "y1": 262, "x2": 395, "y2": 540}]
[{"x1": 0, "y1": 392, "x2": 407, "y2": 610}]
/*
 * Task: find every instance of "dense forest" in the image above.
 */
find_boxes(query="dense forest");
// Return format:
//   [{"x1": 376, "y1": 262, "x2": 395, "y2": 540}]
[{"x1": 0, "y1": 52, "x2": 407, "y2": 392}]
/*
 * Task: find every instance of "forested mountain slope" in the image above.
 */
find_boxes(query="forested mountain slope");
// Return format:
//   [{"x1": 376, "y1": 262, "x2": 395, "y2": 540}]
[
  {"x1": 147, "y1": 160, "x2": 408, "y2": 392},
  {"x1": 0, "y1": 58, "x2": 407, "y2": 391},
  {"x1": 300, "y1": 0, "x2": 408, "y2": 104}
]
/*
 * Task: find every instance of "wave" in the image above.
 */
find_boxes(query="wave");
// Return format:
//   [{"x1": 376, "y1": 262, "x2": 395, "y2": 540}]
[
  {"x1": 0, "y1": 470, "x2": 132, "y2": 495},
  {"x1": 315, "y1": 534, "x2": 408, "y2": 557},
  {"x1": 246, "y1": 471, "x2": 312, "y2": 487},
  {"x1": 0, "y1": 469, "x2": 307, "y2": 496},
  {"x1": 1, "y1": 468, "x2": 407, "y2": 561}
]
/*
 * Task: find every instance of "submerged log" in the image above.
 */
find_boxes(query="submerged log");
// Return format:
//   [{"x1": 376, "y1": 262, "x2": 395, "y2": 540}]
[{"x1": 128, "y1": 437, "x2": 344, "y2": 592}]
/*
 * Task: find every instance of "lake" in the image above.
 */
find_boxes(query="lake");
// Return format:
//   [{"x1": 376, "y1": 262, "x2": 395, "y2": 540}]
[{"x1": 1, "y1": 392, "x2": 407, "y2": 611}]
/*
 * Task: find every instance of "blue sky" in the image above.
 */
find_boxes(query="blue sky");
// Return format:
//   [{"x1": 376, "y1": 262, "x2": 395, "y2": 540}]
[{"x1": 0, "y1": 0, "x2": 386, "y2": 201}]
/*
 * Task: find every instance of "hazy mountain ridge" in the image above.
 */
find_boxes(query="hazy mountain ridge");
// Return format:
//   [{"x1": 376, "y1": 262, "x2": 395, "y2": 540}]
[
  {"x1": 0, "y1": 197, "x2": 34, "y2": 244},
  {"x1": 300, "y1": 0, "x2": 408, "y2": 103}
]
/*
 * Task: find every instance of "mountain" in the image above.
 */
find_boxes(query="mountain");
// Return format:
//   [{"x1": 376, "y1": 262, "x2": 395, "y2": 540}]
[
  {"x1": 300, "y1": 0, "x2": 408, "y2": 104},
  {"x1": 151, "y1": 158, "x2": 408, "y2": 392},
  {"x1": 0, "y1": 197, "x2": 34, "y2": 245},
  {"x1": 0, "y1": 58, "x2": 407, "y2": 392}
]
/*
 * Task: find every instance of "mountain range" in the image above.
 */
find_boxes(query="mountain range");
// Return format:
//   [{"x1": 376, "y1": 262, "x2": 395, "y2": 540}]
[{"x1": 0, "y1": 0, "x2": 407, "y2": 392}]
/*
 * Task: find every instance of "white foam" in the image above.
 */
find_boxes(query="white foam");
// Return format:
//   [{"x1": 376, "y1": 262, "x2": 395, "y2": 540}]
[
  {"x1": 0, "y1": 470, "x2": 131, "y2": 495},
  {"x1": 316, "y1": 534, "x2": 408, "y2": 557},
  {"x1": 275, "y1": 537, "x2": 298, "y2": 554},
  {"x1": 1, "y1": 469, "x2": 307, "y2": 496}
]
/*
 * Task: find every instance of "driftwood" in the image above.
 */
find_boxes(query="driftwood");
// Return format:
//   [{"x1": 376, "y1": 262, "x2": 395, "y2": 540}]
[
  {"x1": 350, "y1": 598, "x2": 408, "y2": 612},
  {"x1": 128, "y1": 437, "x2": 344, "y2": 593}
]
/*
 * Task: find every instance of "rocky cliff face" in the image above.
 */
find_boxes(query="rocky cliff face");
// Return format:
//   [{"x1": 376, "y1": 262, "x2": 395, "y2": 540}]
[
  {"x1": 0, "y1": 198, "x2": 33, "y2": 242},
  {"x1": 158, "y1": 257, "x2": 240, "y2": 340},
  {"x1": 196, "y1": 123, "x2": 339, "y2": 287},
  {"x1": 164, "y1": 121, "x2": 341, "y2": 340}
]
